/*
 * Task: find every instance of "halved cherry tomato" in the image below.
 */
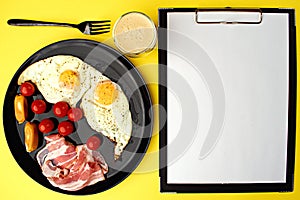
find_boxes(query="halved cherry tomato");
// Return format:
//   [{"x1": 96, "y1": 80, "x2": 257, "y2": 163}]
[
  {"x1": 58, "y1": 121, "x2": 74, "y2": 136},
  {"x1": 20, "y1": 82, "x2": 35, "y2": 96},
  {"x1": 86, "y1": 135, "x2": 101, "y2": 150},
  {"x1": 31, "y1": 99, "x2": 47, "y2": 114},
  {"x1": 53, "y1": 101, "x2": 69, "y2": 118},
  {"x1": 39, "y1": 118, "x2": 54, "y2": 134},
  {"x1": 67, "y1": 108, "x2": 83, "y2": 122}
]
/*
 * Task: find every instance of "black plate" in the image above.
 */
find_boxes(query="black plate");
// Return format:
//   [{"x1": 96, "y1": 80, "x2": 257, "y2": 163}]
[{"x1": 3, "y1": 39, "x2": 153, "y2": 195}]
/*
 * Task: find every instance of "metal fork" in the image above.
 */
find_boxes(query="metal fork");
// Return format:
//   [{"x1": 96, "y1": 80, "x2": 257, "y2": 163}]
[{"x1": 7, "y1": 19, "x2": 111, "y2": 35}]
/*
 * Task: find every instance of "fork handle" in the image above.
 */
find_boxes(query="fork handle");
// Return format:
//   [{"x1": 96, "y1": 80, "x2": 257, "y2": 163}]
[{"x1": 7, "y1": 19, "x2": 76, "y2": 28}]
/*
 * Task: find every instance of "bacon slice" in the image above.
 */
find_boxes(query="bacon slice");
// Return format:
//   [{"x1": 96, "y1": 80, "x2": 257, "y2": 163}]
[{"x1": 36, "y1": 134, "x2": 108, "y2": 191}]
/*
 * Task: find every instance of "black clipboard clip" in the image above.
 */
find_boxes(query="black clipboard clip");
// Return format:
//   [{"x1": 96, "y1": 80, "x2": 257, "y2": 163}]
[{"x1": 195, "y1": 8, "x2": 262, "y2": 24}]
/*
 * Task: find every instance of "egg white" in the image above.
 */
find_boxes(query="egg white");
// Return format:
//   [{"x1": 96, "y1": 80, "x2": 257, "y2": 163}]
[{"x1": 18, "y1": 55, "x2": 91, "y2": 107}]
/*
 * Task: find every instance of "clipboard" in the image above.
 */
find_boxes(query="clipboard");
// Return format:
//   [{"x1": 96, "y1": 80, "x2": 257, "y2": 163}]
[{"x1": 158, "y1": 8, "x2": 297, "y2": 193}]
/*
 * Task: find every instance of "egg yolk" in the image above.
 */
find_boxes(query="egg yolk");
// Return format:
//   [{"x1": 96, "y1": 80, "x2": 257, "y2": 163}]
[
  {"x1": 95, "y1": 80, "x2": 118, "y2": 105},
  {"x1": 59, "y1": 70, "x2": 80, "y2": 89}
]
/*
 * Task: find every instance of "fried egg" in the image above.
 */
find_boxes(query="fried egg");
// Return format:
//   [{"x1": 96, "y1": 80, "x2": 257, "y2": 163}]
[
  {"x1": 80, "y1": 68, "x2": 132, "y2": 159},
  {"x1": 18, "y1": 55, "x2": 91, "y2": 107}
]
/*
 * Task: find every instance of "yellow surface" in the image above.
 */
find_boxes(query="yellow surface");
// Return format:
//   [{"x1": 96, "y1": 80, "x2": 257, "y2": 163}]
[{"x1": 0, "y1": 0, "x2": 299, "y2": 199}]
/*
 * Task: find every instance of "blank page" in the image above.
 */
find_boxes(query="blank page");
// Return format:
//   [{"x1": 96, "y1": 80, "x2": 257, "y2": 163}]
[{"x1": 166, "y1": 12, "x2": 289, "y2": 184}]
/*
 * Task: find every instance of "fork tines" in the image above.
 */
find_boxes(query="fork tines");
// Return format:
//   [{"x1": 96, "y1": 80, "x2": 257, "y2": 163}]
[{"x1": 88, "y1": 20, "x2": 111, "y2": 35}]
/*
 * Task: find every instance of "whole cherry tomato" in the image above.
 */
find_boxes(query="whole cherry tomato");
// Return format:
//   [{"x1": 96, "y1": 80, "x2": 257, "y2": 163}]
[
  {"x1": 58, "y1": 121, "x2": 74, "y2": 136},
  {"x1": 67, "y1": 108, "x2": 83, "y2": 122},
  {"x1": 31, "y1": 99, "x2": 47, "y2": 114},
  {"x1": 20, "y1": 82, "x2": 35, "y2": 96},
  {"x1": 86, "y1": 135, "x2": 102, "y2": 150},
  {"x1": 53, "y1": 101, "x2": 69, "y2": 118},
  {"x1": 39, "y1": 118, "x2": 54, "y2": 134}
]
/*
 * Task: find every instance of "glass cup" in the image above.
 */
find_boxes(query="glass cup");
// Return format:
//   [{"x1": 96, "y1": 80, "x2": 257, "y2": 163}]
[{"x1": 113, "y1": 11, "x2": 157, "y2": 57}]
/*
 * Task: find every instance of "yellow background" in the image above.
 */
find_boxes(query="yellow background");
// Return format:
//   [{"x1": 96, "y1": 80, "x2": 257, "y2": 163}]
[{"x1": 0, "y1": 0, "x2": 299, "y2": 199}]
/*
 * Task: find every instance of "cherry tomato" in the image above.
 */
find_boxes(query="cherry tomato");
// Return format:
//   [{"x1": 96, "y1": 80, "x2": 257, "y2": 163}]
[
  {"x1": 53, "y1": 101, "x2": 69, "y2": 118},
  {"x1": 58, "y1": 121, "x2": 74, "y2": 136},
  {"x1": 39, "y1": 118, "x2": 54, "y2": 134},
  {"x1": 67, "y1": 108, "x2": 83, "y2": 122},
  {"x1": 20, "y1": 82, "x2": 35, "y2": 96},
  {"x1": 86, "y1": 135, "x2": 101, "y2": 150},
  {"x1": 31, "y1": 99, "x2": 47, "y2": 114}
]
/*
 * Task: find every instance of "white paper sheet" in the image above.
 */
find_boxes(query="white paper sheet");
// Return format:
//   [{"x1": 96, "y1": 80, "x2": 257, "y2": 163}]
[{"x1": 166, "y1": 12, "x2": 289, "y2": 183}]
